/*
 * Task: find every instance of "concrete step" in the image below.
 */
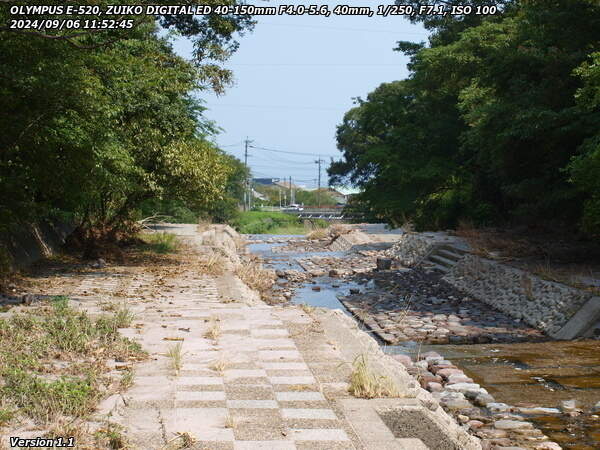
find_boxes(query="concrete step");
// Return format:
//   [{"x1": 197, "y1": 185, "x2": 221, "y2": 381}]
[
  {"x1": 428, "y1": 253, "x2": 457, "y2": 269},
  {"x1": 438, "y1": 244, "x2": 470, "y2": 255},
  {"x1": 436, "y1": 248, "x2": 463, "y2": 262},
  {"x1": 423, "y1": 261, "x2": 450, "y2": 273}
]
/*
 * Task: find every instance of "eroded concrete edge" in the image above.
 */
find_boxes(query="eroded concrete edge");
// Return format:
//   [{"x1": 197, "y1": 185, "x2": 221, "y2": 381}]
[{"x1": 315, "y1": 308, "x2": 482, "y2": 450}]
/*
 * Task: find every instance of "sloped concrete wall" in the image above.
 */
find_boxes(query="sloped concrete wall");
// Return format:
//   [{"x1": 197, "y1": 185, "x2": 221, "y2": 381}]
[
  {"x1": 444, "y1": 255, "x2": 593, "y2": 336},
  {"x1": 0, "y1": 221, "x2": 74, "y2": 271}
]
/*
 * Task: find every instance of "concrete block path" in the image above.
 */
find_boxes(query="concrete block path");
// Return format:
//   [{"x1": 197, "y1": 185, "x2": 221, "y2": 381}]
[{"x1": 67, "y1": 264, "x2": 364, "y2": 449}]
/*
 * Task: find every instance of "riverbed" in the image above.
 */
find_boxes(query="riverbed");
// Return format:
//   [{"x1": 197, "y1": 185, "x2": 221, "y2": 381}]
[{"x1": 247, "y1": 233, "x2": 600, "y2": 449}]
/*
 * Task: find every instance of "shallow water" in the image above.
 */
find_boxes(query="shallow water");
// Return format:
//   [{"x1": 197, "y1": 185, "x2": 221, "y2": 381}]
[{"x1": 247, "y1": 234, "x2": 600, "y2": 449}]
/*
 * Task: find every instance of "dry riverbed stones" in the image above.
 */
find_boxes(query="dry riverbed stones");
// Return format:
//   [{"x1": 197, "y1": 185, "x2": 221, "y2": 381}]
[{"x1": 339, "y1": 268, "x2": 545, "y2": 344}]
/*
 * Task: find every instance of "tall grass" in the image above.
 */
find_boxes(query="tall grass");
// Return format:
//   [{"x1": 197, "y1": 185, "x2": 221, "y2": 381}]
[
  {"x1": 231, "y1": 211, "x2": 306, "y2": 234},
  {"x1": 139, "y1": 232, "x2": 180, "y2": 253}
]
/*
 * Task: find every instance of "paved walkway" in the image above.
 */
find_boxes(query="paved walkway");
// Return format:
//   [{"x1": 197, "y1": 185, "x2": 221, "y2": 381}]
[
  {"x1": 32, "y1": 234, "x2": 362, "y2": 448},
  {"x1": 113, "y1": 272, "x2": 359, "y2": 449}
]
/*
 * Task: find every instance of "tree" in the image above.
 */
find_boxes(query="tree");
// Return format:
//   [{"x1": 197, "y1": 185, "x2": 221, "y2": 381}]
[
  {"x1": 330, "y1": 0, "x2": 600, "y2": 232},
  {"x1": 0, "y1": 4, "x2": 252, "y2": 248}
]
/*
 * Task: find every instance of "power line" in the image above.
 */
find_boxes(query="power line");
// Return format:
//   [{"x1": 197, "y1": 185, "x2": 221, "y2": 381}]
[
  {"x1": 229, "y1": 63, "x2": 404, "y2": 67},
  {"x1": 208, "y1": 103, "x2": 345, "y2": 111},
  {"x1": 250, "y1": 144, "x2": 330, "y2": 158}
]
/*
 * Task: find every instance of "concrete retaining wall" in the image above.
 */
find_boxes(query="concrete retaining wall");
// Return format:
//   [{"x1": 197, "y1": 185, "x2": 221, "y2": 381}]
[
  {"x1": 0, "y1": 221, "x2": 75, "y2": 271},
  {"x1": 444, "y1": 255, "x2": 594, "y2": 336}
]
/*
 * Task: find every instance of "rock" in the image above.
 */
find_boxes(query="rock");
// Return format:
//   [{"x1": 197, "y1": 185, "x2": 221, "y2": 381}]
[
  {"x1": 90, "y1": 258, "x2": 106, "y2": 269},
  {"x1": 420, "y1": 351, "x2": 442, "y2": 360},
  {"x1": 329, "y1": 269, "x2": 340, "y2": 277},
  {"x1": 446, "y1": 374, "x2": 474, "y2": 385},
  {"x1": 436, "y1": 368, "x2": 464, "y2": 379},
  {"x1": 414, "y1": 360, "x2": 429, "y2": 369},
  {"x1": 21, "y1": 293, "x2": 38, "y2": 305},
  {"x1": 493, "y1": 420, "x2": 532, "y2": 430},
  {"x1": 445, "y1": 382, "x2": 481, "y2": 394},
  {"x1": 426, "y1": 382, "x2": 443, "y2": 393},
  {"x1": 592, "y1": 401, "x2": 600, "y2": 413},
  {"x1": 443, "y1": 398, "x2": 472, "y2": 410},
  {"x1": 376, "y1": 257, "x2": 392, "y2": 270},
  {"x1": 468, "y1": 420, "x2": 484, "y2": 429},
  {"x1": 457, "y1": 414, "x2": 469, "y2": 424},
  {"x1": 311, "y1": 286, "x2": 321, "y2": 292},
  {"x1": 560, "y1": 399, "x2": 578, "y2": 412},
  {"x1": 487, "y1": 402, "x2": 511, "y2": 412},
  {"x1": 391, "y1": 354, "x2": 413, "y2": 368},
  {"x1": 534, "y1": 443, "x2": 561, "y2": 450},
  {"x1": 476, "y1": 428, "x2": 508, "y2": 439},
  {"x1": 517, "y1": 406, "x2": 561, "y2": 415},
  {"x1": 349, "y1": 288, "x2": 360, "y2": 294}
]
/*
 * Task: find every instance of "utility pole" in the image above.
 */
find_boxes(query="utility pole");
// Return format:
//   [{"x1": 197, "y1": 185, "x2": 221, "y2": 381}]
[
  {"x1": 315, "y1": 157, "x2": 325, "y2": 207},
  {"x1": 289, "y1": 176, "x2": 293, "y2": 205},
  {"x1": 243, "y1": 138, "x2": 252, "y2": 211}
]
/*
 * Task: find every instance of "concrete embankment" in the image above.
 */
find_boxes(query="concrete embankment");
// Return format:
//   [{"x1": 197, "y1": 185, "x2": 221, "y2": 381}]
[{"x1": 386, "y1": 232, "x2": 600, "y2": 339}]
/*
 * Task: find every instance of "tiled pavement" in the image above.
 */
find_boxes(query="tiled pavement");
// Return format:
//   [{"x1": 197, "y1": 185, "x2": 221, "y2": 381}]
[{"x1": 54, "y1": 264, "x2": 363, "y2": 449}]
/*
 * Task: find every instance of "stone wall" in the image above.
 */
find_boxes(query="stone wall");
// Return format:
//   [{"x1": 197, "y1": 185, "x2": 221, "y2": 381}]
[{"x1": 444, "y1": 255, "x2": 593, "y2": 336}]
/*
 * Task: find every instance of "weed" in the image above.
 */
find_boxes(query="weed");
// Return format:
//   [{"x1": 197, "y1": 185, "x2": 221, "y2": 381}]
[
  {"x1": 300, "y1": 303, "x2": 315, "y2": 314},
  {"x1": 113, "y1": 304, "x2": 134, "y2": 328},
  {"x1": 197, "y1": 250, "x2": 226, "y2": 276},
  {"x1": 95, "y1": 422, "x2": 129, "y2": 449},
  {"x1": 139, "y1": 232, "x2": 180, "y2": 254},
  {"x1": 0, "y1": 297, "x2": 145, "y2": 423},
  {"x1": 204, "y1": 317, "x2": 221, "y2": 341},
  {"x1": 235, "y1": 259, "x2": 275, "y2": 293},
  {"x1": 167, "y1": 342, "x2": 184, "y2": 375},
  {"x1": 163, "y1": 431, "x2": 197, "y2": 449},
  {"x1": 119, "y1": 369, "x2": 135, "y2": 391},
  {"x1": 210, "y1": 356, "x2": 227, "y2": 374},
  {"x1": 306, "y1": 228, "x2": 329, "y2": 240},
  {"x1": 0, "y1": 407, "x2": 15, "y2": 425},
  {"x1": 349, "y1": 354, "x2": 400, "y2": 399},
  {"x1": 224, "y1": 415, "x2": 235, "y2": 429}
]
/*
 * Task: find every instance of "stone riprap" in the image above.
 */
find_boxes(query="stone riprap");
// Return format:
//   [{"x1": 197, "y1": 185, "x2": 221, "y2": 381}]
[
  {"x1": 392, "y1": 351, "x2": 563, "y2": 450},
  {"x1": 339, "y1": 268, "x2": 545, "y2": 344},
  {"x1": 444, "y1": 255, "x2": 593, "y2": 336}
]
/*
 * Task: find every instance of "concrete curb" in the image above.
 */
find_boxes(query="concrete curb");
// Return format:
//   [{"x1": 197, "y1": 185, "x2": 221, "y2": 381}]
[{"x1": 315, "y1": 308, "x2": 482, "y2": 450}]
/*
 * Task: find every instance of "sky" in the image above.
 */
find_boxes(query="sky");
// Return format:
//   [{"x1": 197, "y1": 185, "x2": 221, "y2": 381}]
[{"x1": 173, "y1": 1, "x2": 428, "y2": 189}]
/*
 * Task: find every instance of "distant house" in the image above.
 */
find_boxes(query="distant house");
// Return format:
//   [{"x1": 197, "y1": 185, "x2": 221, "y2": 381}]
[
  {"x1": 253, "y1": 178, "x2": 280, "y2": 186},
  {"x1": 327, "y1": 188, "x2": 348, "y2": 205}
]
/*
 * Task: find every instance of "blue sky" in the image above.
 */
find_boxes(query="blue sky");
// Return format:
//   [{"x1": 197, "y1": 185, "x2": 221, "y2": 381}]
[{"x1": 173, "y1": 1, "x2": 427, "y2": 188}]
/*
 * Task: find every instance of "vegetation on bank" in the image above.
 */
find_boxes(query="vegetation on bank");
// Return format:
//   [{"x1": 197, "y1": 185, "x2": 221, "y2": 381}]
[
  {"x1": 329, "y1": 0, "x2": 600, "y2": 236},
  {"x1": 0, "y1": 2, "x2": 253, "y2": 256},
  {"x1": 0, "y1": 297, "x2": 144, "y2": 426},
  {"x1": 231, "y1": 211, "x2": 328, "y2": 235}
]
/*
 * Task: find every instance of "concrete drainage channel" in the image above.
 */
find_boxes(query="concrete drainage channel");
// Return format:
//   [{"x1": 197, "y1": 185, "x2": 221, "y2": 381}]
[{"x1": 247, "y1": 231, "x2": 600, "y2": 450}]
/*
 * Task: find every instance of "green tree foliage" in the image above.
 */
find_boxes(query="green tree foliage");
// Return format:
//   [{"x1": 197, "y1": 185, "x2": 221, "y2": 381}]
[
  {"x1": 330, "y1": 0, "x2": 600, "y2": 233},
  {"x1": 0, "y1": 1, "x2": 252, "y2": 244}
]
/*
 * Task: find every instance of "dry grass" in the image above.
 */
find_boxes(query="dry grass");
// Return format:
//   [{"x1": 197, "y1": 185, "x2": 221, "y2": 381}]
[
  {"x1": 196, "y1": 250, "x2": 227, "y2": 276},
  {"x1": 209, "y1": 355, "x2": 228, "y2": 374},
  {"x1": 167, "y1": 342, "x2": 184, "y2": 375},
  {"x1": 454, "y1": 221, "x2": 538, "y2": 259},
  {"x1": 204, "y1": 316, "x2": 221, "y2": 341},
  {"x1": 235, "y1": 258, "x2": 275, "y2": 293},
  {"x1": 162, "y1": 431, "x2": 197, "y2": 450},
  {"x1": 307, "y1": 228, "x2": 329, "y2": 240},
  {"x1": 300, "y1": 303, "x2": 315, "y2": 315},
  {"x1": 224, "y1": 415, "x2": 235, "y2": 429},
  {"x1": 348, "y1": 354, "x2": 400, "y2": 399}
]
